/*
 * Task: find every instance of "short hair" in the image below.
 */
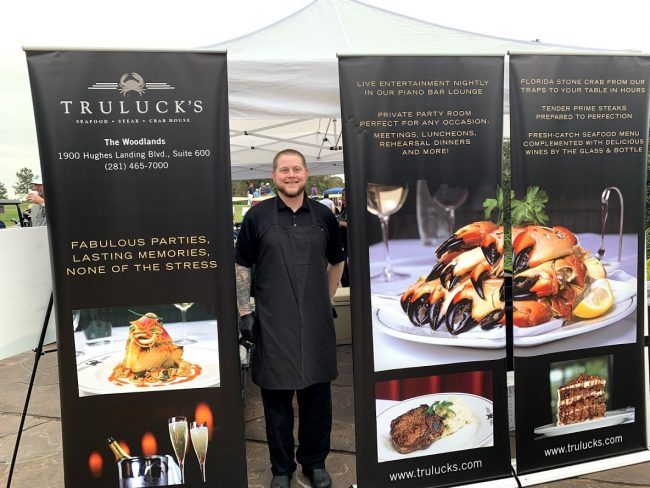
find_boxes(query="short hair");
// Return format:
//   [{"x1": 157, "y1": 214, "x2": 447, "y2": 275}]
[{"x1": 272, "y1": 149, "x2": 307, "y2": 171}]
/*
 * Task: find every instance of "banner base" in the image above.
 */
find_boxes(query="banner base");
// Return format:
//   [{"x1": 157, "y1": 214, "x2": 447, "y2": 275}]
[
  {"x1": 350, "y1": 450, "x2": 649, "y2": 488},
  {"x1": 514, "y1": 450, "x2": 650, "y2": 486},
  {"x1": 351, "y1": 477, "x2": 519, "y2": 488}
]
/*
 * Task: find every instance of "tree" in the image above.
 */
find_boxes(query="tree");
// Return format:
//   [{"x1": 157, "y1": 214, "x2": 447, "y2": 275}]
[
  {"x1": 231, "y1": 180, "x2": 250, "y2": 197},
  {"x1": 307, "y1": 175, "x2": 345, "y2": 194},
  {"x1": 13, "y1": 167, "x2": 34, "y2": 197},
  {"x1": 0, "y1": 181, "x2": 7, "y2": 199}
]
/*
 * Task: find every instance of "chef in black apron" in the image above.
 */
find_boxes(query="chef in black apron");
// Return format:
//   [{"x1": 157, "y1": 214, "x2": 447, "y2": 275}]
[{"x1": 235, "y1": 149, "x2": 345, "y2": 488}]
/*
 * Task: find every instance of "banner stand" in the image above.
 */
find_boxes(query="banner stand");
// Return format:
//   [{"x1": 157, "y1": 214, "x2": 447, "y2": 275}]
[
  {"x1": 349, "y1": 450, "x2": 650, "y2": 487},
  {"x1": 7, "y1": 292, "x2": 54, "y2": 488},
  {"x1": 351, "y1": 479, "x2": 521, "y2": 488},
  {"x1": 515, "y1": 450, "x2": 650, "y2": 486}
]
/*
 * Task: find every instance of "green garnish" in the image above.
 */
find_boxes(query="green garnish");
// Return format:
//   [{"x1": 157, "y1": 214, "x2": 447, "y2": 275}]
[
  {"x1": 483, "y1": 186, "x2": 513, "y2": 225},
  {"x1": 511, "y1": 186, "x2": 549, "y2": 226},
  {"x1": 483, "y1": 185, "x2": 549, "y2": 226},
  {"x1": 425, "y1": 400, "x2": 455, "y2": 418}
]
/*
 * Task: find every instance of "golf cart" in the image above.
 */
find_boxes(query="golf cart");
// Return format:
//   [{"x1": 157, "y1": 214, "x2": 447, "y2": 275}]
[{"x1": 0, "y1": 200, "x2": 31, "y2": 227}]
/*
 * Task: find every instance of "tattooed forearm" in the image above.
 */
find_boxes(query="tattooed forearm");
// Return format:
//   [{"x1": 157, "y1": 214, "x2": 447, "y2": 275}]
[{"x1": 235, "y1": 264, "x2": 253, "y2": 315}]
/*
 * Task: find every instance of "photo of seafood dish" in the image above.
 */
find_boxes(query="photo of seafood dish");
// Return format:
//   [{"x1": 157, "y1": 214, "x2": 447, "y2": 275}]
[
  {"x1": 110, "y1": 312, "x2": 200, "y2": 386},
  {"x1": 376, "y1": 393, "x2": 493, "y2": 462},
  {"x1": 74, "y1": 306, "x2": 221, "y2": 396},
  {"x1": 513, "y1": 226, "x2": 608, "y2": 327},
  {"x1": 373, "y1": 220, "x2": 636, "y2": 348},
  {"x1": 400, "y1": 221, "x2": 505, "y2": 335}
]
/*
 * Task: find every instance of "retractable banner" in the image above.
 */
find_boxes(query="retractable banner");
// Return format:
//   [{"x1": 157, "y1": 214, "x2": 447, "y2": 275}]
[
  {"x1": 509, "y1": 54, "x2": 650, "y2": 474},
  {"x1": 26, "y1": 50, "x2": 247, "y2": 487},
  {"x1": 339, "y1": 55, "x2": 511, "y2": 487}
]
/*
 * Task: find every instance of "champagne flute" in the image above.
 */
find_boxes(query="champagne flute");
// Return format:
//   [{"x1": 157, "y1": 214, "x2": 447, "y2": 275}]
[
  {"x1": 173, "y1": 302, "x2": 196, "y2": 345},
  {"x1": 367, "y1": 182, "x2": 409, "y2": 282},
  {"x1": 168, "y1": 416, "x2": 189, "y2": 483},
  {"x1": 190, "y1": 421, "x2": 209, "y2": 483}
]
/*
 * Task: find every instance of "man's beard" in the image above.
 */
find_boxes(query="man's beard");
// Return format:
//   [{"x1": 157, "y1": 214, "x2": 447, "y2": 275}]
[{"x1": 277, "y1": 182, "x2": 306, "y2": 198}]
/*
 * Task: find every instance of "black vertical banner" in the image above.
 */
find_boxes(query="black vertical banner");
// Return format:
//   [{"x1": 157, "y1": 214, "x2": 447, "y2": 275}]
[
  {"x1": 26, "y1": 50, "x2": 247, "y2": 487},
  {"x1": 509, "y1": 54, "x2": 650, "y2": 474},
  {"x1": 339, "y1": 56, "x2": 511, "y2": 487}
]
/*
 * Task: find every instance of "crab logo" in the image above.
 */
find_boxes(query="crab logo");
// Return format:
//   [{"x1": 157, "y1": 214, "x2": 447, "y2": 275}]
[{"x1": 118, "y1": 72, "x2": 146, "y2": 96}]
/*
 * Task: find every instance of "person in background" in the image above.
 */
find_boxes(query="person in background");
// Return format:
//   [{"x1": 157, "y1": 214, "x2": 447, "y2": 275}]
[
  {"x1": 265, "y1": 181, "x2": 273, "y2": 195},
  {"x1": 26, "y1": 174, "x2": 46, "y2": 226},
  {"x1": 318, "y1": 195, "x2": 336, "y2": 214},
  {"x1": 310, "y1": 184, "x2": 318, "y2": 196},
  {"x1": 248, "y1": 182, "x2": 255, "y2": 205},
  {"x1": 235, "y1": 149, "x2": 344, "y2": 488}
]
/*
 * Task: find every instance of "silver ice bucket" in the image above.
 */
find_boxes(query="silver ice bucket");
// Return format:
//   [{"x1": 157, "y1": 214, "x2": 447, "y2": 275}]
[{"x1": 117, "y1": 455, "x2": 181, "y2": 487}]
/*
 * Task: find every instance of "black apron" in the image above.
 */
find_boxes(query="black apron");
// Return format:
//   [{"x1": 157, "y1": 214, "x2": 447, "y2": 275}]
[{"x1": 251, "y1": 198, "x2": 338, "y2": 390}]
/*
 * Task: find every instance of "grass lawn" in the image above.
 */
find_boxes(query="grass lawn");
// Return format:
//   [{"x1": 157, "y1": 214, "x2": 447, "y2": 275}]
[
  {"x1": 0, "y1": 202, "x2": 29, "y2": 227},
  {"x1": 233, "y1": 202, "x2": 250, "y2": 224}
]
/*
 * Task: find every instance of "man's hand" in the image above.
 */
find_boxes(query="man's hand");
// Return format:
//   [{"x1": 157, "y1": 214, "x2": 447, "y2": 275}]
[
  {"x1": 238, "y1": 312, "x2": 258, "y2": 348},
  {"x1": 26, "y1": 192, "x2": 44, "y2": 206}
]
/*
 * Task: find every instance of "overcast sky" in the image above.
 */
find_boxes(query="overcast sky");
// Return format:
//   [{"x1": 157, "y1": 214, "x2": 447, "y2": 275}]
[{"x1": 2, "y1": 0, "x2": 649, "y2": 194}]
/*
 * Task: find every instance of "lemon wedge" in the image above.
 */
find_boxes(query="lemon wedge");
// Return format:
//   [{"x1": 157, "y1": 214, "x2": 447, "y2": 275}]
[{"x1": 573, "y1": 278, "x2": 614, "y2": 319}]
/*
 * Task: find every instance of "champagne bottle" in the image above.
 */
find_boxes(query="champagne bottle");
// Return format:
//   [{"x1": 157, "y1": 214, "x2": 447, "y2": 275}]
[{"x1": 107, "y1": 437, "x2": 132, "y2": 462}]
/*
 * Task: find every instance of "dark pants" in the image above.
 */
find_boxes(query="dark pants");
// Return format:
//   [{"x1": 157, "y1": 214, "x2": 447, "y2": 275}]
[{"x1": 261, "y1": 382, "x2": 332, "y2": 476}]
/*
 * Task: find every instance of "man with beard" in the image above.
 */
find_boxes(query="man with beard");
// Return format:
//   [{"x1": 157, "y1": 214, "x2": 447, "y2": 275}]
[{"x1": 235, "y1": 149, "x2": 344, "y2": 488}]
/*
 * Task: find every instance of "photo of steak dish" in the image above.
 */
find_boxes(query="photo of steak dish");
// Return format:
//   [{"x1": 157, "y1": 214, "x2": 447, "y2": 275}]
[{"x1": 389, "y1": 404, "x2": 445, "y2": 454}]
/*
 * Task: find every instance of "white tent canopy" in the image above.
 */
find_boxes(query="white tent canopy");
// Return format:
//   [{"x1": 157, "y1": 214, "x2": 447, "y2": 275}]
[{"x1": 213, "y1": 0, "x2": 612, "y2": 179}]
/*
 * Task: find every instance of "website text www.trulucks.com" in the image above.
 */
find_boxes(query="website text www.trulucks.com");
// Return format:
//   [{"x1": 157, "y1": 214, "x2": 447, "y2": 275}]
[
  {"x1": 388, "y1": 459, "x2": 483, "y2": 482},
  {"x1": 543, "y1": 434, "x2": 624, "y2": 457}
]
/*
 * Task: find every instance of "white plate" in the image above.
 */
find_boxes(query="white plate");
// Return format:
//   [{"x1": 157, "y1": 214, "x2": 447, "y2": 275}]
[
  {"x1": 533, "y1": 408, "x2": 635, "y2": 437},
  {"x1": 513, "y1": 296, "x2": 636, "y2": 347},
  {"x1": 374, "y1": 276, "x2": 636, "y2": 349},
  {"x1": 373, "y1": 295, "x2": 506, "y2": 349},
  {"x1": 376, "y1": 393, "x2": 493, "y2": 462},
  {"x1": 77, "y1": 346, "x2": 220, "y2": 396}
]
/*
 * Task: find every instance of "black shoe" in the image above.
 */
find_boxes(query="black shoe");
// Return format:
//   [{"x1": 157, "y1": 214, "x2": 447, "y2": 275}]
[
  {"x1": 303, "y1": 468, "x2": 332, "y2": 488},
  {"x1": 270, "y1": 474, "x2": 291, "y2": 488}
]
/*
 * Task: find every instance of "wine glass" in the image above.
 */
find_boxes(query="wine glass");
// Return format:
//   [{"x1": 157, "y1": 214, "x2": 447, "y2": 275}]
[
  {"x1": 432, "y1": 184, "x2": 468, "y2": 234},
  {"x1": 173, "y1": 302, "x2": 196, "y2": 345},
  {"x1": 168, "y1": 416, "x2": 189, "y2": 484},
  {"x1": 190, "y1": 421, "x2": 209, "y2": 483},
  {"x1": 366, "y1": 182, "x2": 409, "y2": 282}
]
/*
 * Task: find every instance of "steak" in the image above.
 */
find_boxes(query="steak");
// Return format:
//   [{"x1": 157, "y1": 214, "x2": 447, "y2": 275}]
[{"x1": 390, "y1": 404, "x2": 445, "y2": 454}]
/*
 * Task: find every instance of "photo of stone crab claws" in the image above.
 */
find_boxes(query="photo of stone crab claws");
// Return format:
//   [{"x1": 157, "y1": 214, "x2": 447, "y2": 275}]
[
  {"x1": 401, "y1": 221, "x2": 505, "y2": 335},
  {"x1": 401, "y1": 221, "x2": 608, "y2": 332},
  {"x1": 512, "y1": 225, "x2": 606, "y2": 327},
  {"x1": 445, "y1": 278, "x2": 505, "y2": 334}
]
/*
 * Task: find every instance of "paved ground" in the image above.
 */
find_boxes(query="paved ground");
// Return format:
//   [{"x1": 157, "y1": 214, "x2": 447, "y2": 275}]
[{"x1": 0, "y1": 345, "x2": 648, "y2": 487}]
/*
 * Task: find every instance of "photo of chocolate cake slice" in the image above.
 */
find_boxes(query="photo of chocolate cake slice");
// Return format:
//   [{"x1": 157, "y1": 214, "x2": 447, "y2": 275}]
[{"x1": 556, "y1": 374, "x2": 606, "y2": 426}]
